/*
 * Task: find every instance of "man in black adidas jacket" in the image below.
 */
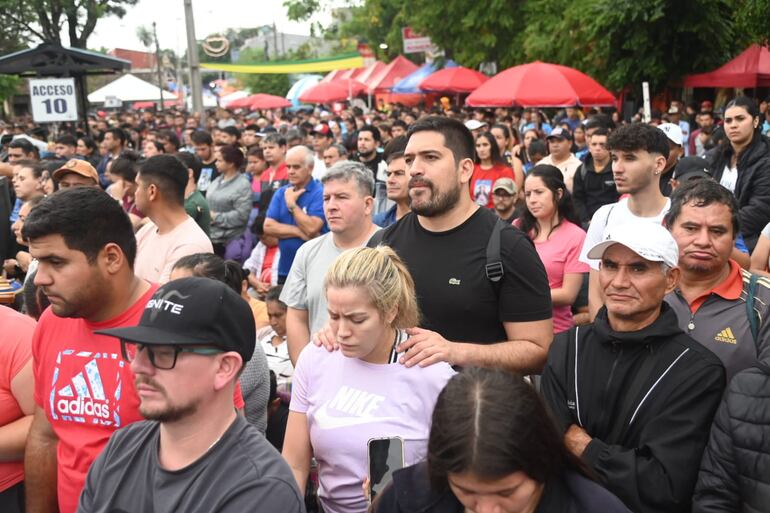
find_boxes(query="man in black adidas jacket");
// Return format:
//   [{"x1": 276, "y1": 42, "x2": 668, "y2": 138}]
[{"x1": 542, "y1": 221, "x2": 726, "y2": 513}]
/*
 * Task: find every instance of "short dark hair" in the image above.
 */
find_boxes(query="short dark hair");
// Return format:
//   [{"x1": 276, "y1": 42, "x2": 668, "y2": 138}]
[
  {"x1": 15, "y1": 159, "x2": 44, "y2": 179},
  {"x1": 262, "y1": 133, "x2": 287, "y2": 147},
  {"x1": 109, "y1": 151, "x2": 141, "y2": 182},
  {"x1": 528, "y1": 139, "x2": 547, "y2": 158},
  {"x1": 191, "y1": 131, "x2": 213, "y2": 146},
  {"x1": 171, "y1": 253, "x2": 243, "y2": 294},
  {"x1": 219, "y1": 144, "x2": 244, "y2": 169},
  {"x1": 607, "y1": 122, "x2": 670, "y2": 159},
  {"x1": 407, "y1": 115, "x2": 475, "y2": 165},
  {"x1": 590, "y1": 127, "x2": 610, "y2": 138},
  {"x1": 174, "y1": 151, "x2": 202, "y2": 183},
  {"x1": 392, "y1": 119, "x2": 408, "y2": 131},
  {"x1": 23, "y1": 187, "x2": 137, "y2": 267},
  {"x1": 358, "y1": 125, "x2": 381, "y2": 143},
  {"x1": 139, "y1": 154, "x2": 188, "y2": 206},
  {"x1": 55, "y1": 134, "x2": 77, "y2": 147},
  {"x1": 158, "y1": 130, "x2": 181, "y2": 151},
  {"x1": 9, "y1": 138, "x2": 37, "y2": 156},
  {"x1": 244, "y1": 124, "x2": 260, "y2": 133},
  {"x1": 265, "y1": 285, "x2": 285, "y2": 307},
  {"x1": 665, "y1": 179, "x2": 740, "y2": 238},
  {"x1": 427, "y1": 368, "x2": 588, "y2": 490},
  {"x1": 247, "y1": 146, "x2": 264, "y2": 159},
  {"x1": 383, "y1": 135, "x2": 408, "y2": 163},
  {"x1": 104, "y1": 127, "x2": 127, "y2": 145},
  {"x1": 222, "y1": 126, "x2": 241, "y2": 139}
]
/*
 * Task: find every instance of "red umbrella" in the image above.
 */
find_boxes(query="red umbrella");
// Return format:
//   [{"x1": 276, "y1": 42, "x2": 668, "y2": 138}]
[
  {"x1": 420, "y1": 66, "x2": 488, "y2": 93},
  {"x1": 247, "y1": 94, "x2": 292, "y2": 110},
  {"x1": 299, "y1": 79, "x2": 366, "y2": 104},
  {"x1": 466, "y1": 61, "x2": 615, "y2": 107},
  {"x1": 227, "y1": 94, "x2": 290, "y2": 110}
]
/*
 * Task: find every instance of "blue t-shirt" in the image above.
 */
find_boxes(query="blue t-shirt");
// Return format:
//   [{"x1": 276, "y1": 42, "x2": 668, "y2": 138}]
[
  {"x1": 266, "y1": 179, "x2": 327, "y2": 278},
  {"x1": 372, "y1": 205, "x2": 397, "y2": 228}
]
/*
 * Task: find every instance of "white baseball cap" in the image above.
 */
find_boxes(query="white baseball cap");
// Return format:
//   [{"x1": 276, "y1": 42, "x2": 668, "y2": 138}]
[
  {"x1": 658, "y1": 123, "x2": 683, "y2": 146},
  {"x1": 464, "y1": 119, "x2": 487, "y2": 131},
  {"x1": 587, "y1": 222, "x2": 679, "y2": 268}
]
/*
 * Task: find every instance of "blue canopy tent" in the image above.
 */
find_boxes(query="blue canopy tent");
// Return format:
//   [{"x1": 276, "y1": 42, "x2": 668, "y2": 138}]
[
  {"x1": 391, "y1": 60, "x2": 457, "y2": 93},
  {"x1": 286, "y1": 75, "x2": 323, "y2": 108}
]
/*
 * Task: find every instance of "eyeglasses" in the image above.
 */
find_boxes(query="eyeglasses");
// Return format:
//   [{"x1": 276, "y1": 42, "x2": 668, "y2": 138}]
[{"x1": 120, "y1": 341, "x2": 224, "y2": 370}]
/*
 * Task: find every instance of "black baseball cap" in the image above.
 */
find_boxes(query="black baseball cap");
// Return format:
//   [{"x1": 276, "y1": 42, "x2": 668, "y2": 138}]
[
  {"x1": 96, "y1": 277, "x2": 256, "y2": 363},
  {"x1": 673, "y1": 156, "x2": 712, "y2": 182},
  {"x1": 546, "y1": 127, "x2": 573, "y2": 141}
]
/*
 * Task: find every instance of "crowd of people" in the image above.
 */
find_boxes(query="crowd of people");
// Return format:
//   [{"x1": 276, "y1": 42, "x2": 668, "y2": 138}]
[{"x1": 1, "y1": 93, "x2": 770, "y2": 513}]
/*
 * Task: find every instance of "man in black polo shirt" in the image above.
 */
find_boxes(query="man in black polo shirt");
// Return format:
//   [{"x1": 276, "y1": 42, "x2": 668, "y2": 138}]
[{"x1": 369, "y1": 116, "x2": 553, "y2": 373}]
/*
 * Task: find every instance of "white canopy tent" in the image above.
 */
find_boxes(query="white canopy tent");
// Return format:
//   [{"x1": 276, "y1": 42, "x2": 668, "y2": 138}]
[{"x1": 88, "y1": 74, "x2": 176, "y2": 103}]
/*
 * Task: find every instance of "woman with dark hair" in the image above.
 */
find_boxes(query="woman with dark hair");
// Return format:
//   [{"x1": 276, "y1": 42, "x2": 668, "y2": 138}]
[
  {"x1": 708, "y1": 96, "x2": 770, "y2": 251},
  {"x1": 76, "y1": 136, "x2": 100, "y2": 168},
  {"x1": 470, "y1": 132, "x2": 515, "y2": 208},
  {"x1": 515, "y1": 165, "x2": 588, "y2": 333},
  {"x1": 206, "y1": 144, "x2": 252, "y2": 256},
  {"x1": 372, "y1": 368, "x2": 630, "y2": 513},
  {"x1": 490, "y1": 123, "x2": 525, "y2": 191}
]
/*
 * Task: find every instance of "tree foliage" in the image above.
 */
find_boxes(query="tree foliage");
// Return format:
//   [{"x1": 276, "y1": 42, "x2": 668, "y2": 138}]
[
  {"x1": 283, "y1": 0, "x2": 764, "y2": 93},
  {"x1": 733, "y1": 0, "x2": 770, "y2": 45},
  {"x1": 0, "y1": 0, "x2": 137, "y2": 48}
]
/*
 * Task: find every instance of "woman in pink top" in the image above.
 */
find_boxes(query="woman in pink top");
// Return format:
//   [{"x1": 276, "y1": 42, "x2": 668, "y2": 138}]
[
  {"x1": 516, "y1": 165, "x2": 589, "y2": 333},
  {"x1": 470, "y1": 132, "x2": 515, "y2": 209},
  {"x1": 283, "y1": 247, "x2": 455, "y2": 513}
]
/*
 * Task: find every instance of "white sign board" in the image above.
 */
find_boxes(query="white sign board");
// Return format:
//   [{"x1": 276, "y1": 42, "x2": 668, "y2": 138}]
[
  {"x1": 29, "y1": 78, "x2": 78, "y2": 123},
  {"x1": 104, "y1": 95, "x2": 123, "y2": 109},
  {"x1": 402, "y1": 27, "x2": 433, "y2": 54}
]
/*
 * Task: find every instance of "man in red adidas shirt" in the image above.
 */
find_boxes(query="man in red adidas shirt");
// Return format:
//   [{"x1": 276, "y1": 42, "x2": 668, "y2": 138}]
[
  {"x1": 22, "y1": 187, "x2": 156, "y2": 513},
  {"x1": 22, "y1": 188, "x2": 244, "y2": 513}
]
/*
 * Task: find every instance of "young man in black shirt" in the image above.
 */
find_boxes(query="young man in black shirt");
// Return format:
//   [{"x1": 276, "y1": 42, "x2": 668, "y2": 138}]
[{"x1": 369, "y1": 116, "x2": 553, "y2": 373}]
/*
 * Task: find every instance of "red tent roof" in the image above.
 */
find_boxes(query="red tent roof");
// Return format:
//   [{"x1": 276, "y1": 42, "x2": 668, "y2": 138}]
[
  {"x1": 299, "y1": 79, "x2": 366, "y2": 104},
  {"x1": 356, "y1": 61, "x2": 386, "y2": 87},
  {"x1": 684, "y1": 45, "x2": 770, "y2": 88},
  {"x1": 322, "y1": 69, "x2": 345, "y2": 83},
  {"x1": 420, "y1": 66, "x2": 488, "y2": 93},
  {"x1": 366, "y1": 56, "x2": 419, "y2": 93},
  {"x1": 338, "y1": 67, "x2": 365, "y2": 81}
]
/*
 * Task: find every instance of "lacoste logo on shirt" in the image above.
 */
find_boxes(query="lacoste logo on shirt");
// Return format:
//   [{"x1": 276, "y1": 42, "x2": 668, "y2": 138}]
[
  {"x1": 448, "y1": 278, "x2": 461, "y2": 286},
  {"x1": 714, "y1": 327, "x2": 737, "y2": 344}
]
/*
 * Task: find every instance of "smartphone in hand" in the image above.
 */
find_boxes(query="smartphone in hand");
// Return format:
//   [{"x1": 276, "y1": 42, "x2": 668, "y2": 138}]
[{"x1": 367, "y1": 436, "x2": 405, "y2": 502}]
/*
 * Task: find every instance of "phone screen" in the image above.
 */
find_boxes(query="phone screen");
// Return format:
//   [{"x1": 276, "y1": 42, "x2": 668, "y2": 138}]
[{"x1": 368, "y1": 437, "x2": 404, "y2": 500}]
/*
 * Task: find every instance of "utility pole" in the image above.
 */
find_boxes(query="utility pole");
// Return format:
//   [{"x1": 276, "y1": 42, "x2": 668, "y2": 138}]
[
  {"x1": 184, "y1": 0, "x2": 204, "y2": 122},
  {"x1": 152, "y1": 22, "x2": 165, "y2": 110}
]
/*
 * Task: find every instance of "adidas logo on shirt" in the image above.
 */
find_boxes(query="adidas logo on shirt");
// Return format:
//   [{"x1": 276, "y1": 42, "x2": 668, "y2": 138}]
[
  {"x1": 51, "y1": 351, "x2": 120, "y2": 425},
  {"x1": 714, "y1": 327, "x2": 737, "y2": 344}
]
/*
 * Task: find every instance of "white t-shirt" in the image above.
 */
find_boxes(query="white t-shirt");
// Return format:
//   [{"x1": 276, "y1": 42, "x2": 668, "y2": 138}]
[
  {"x1": 258, "y1": 326, "x2": 293, "y2": 387},
  {"x1": 720, "y1": 164, "x2": 738, "y2": 193},
  {"x1": 579, "y1": 197, "x2": 671, "y2": 270},
  {"x1": 134, "y1": 217, "x2": 214, "y2": 283}
]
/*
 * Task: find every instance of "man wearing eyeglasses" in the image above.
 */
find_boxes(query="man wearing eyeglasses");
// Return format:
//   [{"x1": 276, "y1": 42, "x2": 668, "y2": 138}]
[{"x1": 79, "y1": 277, "x2": 304, "y2": 513}]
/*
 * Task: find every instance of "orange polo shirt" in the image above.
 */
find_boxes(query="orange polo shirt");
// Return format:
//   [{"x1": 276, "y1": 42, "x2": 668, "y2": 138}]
[{"x1": 688, "y1": 259, "x2": 743, "y2": 313}]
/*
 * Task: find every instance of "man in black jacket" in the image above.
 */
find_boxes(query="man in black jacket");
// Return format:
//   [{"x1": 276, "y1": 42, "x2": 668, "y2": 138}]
[
  {"x1": 542, "y1": 221, "x2": 726, "y2": 513},
  {"x1": 572, "y1": 127, "x2": 618, "y2": 227}
]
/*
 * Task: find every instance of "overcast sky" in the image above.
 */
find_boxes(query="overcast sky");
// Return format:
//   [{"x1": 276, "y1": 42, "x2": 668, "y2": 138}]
[{"x1": 88, "y1": 0, "x2": 333, "y2": 53}]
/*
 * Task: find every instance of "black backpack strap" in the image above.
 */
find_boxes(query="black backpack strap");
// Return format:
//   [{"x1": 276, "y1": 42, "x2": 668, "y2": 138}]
[
  {"x1": 747, "y1": 273, "x2": 760, "y2": 346},
  {"x1": 485, "y1": 218, "x2": 505, "y2": 283},
  {"x1": 368, "y1": 228, "x2": 385, "y2": 248}
]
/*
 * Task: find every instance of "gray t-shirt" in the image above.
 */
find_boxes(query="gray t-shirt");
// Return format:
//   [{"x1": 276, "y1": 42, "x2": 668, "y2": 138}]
[
  {"x1": 281, "y1": 229, "x2": 379, "y2": 335},
  {"x1": 239, "y1": 344, "x2": 270, "y2": 433},
  {"x1": 77, "y1": 416, "x2": 304, "y2": 513}
]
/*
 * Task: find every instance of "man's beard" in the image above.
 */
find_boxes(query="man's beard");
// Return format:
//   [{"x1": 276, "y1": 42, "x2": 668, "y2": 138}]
[
  {"x1": 136, "y1": 377, "x2": 200, "y2": 423},
  {"x1": 409, "y1": 177, "x2": 461, "y2": 217},
  {"x1": 358, "y1": 149, "x2": 375, "y2": 160}
]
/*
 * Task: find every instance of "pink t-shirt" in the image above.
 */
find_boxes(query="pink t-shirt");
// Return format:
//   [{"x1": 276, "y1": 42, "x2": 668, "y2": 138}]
[
  {"x1": 0, "y1": 306, "x2": 35, "y2": 492},
  {"x1": 134, "y1": 217, "x2": 214, "y2": 283},
  {"x1": 290, "y1": 341, "x2": 455, "y2": 513},
  {"x1": 531, "y1": 220, "x2": 589, "y2": 333}
]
